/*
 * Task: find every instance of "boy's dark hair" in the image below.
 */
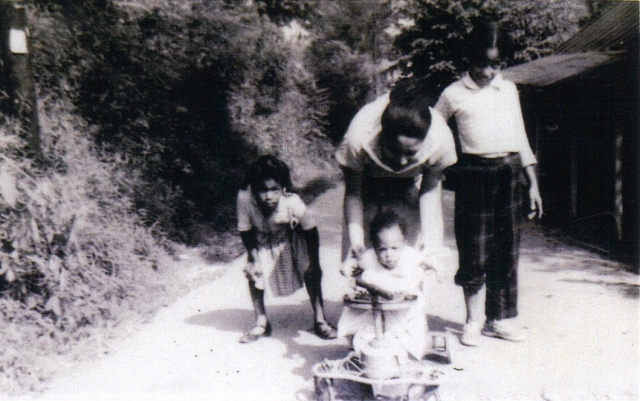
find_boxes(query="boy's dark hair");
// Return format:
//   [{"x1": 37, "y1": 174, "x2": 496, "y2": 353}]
[
  {"x1": 243, "y1": 155, "x2": 293, "y2": 194},
  {"x1": 380, "y1": 79, "x2": 434, "y2": 146},
  {"x1": 465, "y1": 21, "x2": 514, "y2": 66},
  {"x1": 369, "y1": 210, "x2": 407, "y2": 248}
]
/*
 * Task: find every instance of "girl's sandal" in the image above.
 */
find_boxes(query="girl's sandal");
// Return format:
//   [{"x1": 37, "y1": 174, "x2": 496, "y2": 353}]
[
  {"x1": 239, "y1": 322, "x2": 272, "y2": 343},
  {"x1": 313, "y1": 321, "x2": 337, "y2": 340}
]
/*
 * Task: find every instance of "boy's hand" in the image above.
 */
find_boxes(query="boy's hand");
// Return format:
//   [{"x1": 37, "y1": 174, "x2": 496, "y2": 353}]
[{"x1": 528, "y1": 185, "x2": 543, "y2": 219}]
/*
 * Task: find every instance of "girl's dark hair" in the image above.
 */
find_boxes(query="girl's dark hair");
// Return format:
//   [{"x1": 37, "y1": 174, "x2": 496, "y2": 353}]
[
  {"x1": 369, "y1": 209, "x2": 407, "y2": 248},
  {"x1": 243, "y1": 155, "x2": 293, "y2": 194},
  {"x1": 465, "y1": 21, "x2": 513, "y2": 66},
  {"x1": 379, "y1": 79, "x2": 434, "y2": 145}
]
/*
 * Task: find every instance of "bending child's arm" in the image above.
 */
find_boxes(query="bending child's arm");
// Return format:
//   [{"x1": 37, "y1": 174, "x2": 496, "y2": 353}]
[{"x1": 343, "y1": 167, "x2": 366, "y2": 259}]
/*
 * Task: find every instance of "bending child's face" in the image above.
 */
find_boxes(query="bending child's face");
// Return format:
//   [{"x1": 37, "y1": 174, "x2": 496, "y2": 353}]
[
  {"x1": 469, "y1": 47, "x2": 504, "y2": 88},
  {"x1": 381, "y1": 134, "x2": 422, "y2": 171},
  {"x1": 374, "y1": 225, "x2": 405, "y2": 270},
  {"x1": 256, "y1": 178, "x2": 282, "y2": 211}
]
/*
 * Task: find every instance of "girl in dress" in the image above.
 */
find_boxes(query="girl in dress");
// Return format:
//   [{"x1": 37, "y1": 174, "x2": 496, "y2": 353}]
[{"x1": 236, "y1": 155, "x2": 336, "y2": 343}]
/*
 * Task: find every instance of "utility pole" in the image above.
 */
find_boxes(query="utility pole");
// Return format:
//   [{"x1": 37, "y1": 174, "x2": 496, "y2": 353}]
[{"x1": 0, "y1": 0, "x2": 41, "y2": 156}]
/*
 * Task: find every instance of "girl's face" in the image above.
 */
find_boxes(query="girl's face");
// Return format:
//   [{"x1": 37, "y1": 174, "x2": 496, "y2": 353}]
[
  {"x1": 469, "y1": 47, "x2": 504, "y2": 88},
  {"x1": 256, "y1": 178, "x2": 283, "y2": 211},
  {"x1": 374, "y1": 225, "x2": 405, "y2": 270},
  {"x1": 380, "y1": 134, "x2": 423, "y2": 171}
]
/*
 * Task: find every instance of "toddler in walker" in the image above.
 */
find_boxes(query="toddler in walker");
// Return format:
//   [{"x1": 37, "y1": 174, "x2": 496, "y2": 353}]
[{"x1": 337, "y1": 210, "x2": 434, "y2": 361}]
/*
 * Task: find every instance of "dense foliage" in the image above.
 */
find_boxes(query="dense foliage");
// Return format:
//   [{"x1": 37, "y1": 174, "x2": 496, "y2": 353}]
[{"x1": 392, "y1": 0, "x2": 591, "y2": 94}]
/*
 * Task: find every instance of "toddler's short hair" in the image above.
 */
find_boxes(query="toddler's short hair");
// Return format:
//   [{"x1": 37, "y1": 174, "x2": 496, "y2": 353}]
[
  {"x1": 369, "y1": 210, "x2": 407, "y2": 248},
  {"x1": 243, "y1": 155, "x2": 293, "y2": 194}
]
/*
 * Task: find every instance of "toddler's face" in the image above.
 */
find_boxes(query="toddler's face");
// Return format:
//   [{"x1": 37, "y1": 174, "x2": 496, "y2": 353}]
[
  {"x1": 374, "y1": 225, "x2": 405, "y2": 269},
  {"x1": 256, "y1": 178, "x2": 282, "y2": 211}
]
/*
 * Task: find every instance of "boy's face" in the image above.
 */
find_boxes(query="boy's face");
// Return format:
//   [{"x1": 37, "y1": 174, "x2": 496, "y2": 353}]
[
  {"x1": 374, "y1": 225, "x2": 405, "y2": 269},
  {"x1": 469, "y1": 47, "x2": 504, "y2": 88},
  {"x1": 256, "y1": 178, "x2": 283, "y2": 211}
]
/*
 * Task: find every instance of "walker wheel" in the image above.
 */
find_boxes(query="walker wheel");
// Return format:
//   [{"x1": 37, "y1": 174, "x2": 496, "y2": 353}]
[
  {"x1": 407, "y1": 384, "x2": 440, "y2": 401},
  {"x1": 314, "y1": 376, "x2": 334, "y2": 401}
]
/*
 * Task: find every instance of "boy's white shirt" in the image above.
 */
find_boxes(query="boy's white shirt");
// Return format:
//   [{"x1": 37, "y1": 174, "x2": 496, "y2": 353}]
[{"x1": 434, "y1": 72, "x2": 537, "y2": 167}]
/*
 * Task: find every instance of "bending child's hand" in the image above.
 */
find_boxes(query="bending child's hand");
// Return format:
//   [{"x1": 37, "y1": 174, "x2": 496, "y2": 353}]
[{"x1": 340, "y1": 258, "x2": 362, "y2": 277}]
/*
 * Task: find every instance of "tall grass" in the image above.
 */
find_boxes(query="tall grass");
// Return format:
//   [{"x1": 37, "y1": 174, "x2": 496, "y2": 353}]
[{"x1": 0, "y1": 97, "x2": 178, "y2": 395}]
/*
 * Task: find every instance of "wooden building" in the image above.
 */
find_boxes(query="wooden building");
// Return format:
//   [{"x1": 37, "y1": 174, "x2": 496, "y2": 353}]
[{"x1": 503, "y1": 2, "x2": 639, "y2": 265}]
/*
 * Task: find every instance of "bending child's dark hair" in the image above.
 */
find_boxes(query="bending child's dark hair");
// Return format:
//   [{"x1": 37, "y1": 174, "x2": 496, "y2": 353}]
[
  {"x1": 369, "y1": 209, "x2": 407, "y2": 248},
  {"x1": 243, "y1": 155, "x2": 293, "y2": 194},
  {"x1": 380, "y1": 81, "x2": 434, "y2": 146},
  {"x1": 464, "y1": 21, "x2": 514, "y2": 66}
]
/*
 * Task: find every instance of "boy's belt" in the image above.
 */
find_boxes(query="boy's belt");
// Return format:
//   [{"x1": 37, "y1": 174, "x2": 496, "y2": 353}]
[{"x1": 458, "y1": 152, "x2": 521, "y2": 166}]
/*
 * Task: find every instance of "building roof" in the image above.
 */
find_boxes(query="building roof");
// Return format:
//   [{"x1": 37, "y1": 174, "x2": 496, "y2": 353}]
[
  {"x1": 555, "y1": 1, "x2": 638, "y2": 53},
  {"x1": 503, "y1": 1, "x2": 638, "y2": 87},
  {"x1": 502, "y1": 51, "x2": 622, "y2": 86}
]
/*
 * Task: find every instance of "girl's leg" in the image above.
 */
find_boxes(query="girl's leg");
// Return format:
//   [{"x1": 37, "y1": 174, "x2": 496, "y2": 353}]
[
  {"x1": 302, "y1": 227, "x2": 336, "y2": 339},
  {"x1": 239, "y1": 280, "x2": 271, "y2": 343},
  {"x1": 247, "y1": 279, "x2": 268, "y2": 327},
  {"x1": 304, "y1": 268, "x2": 327, "y2": 323},
  {"x1": 304, "y1": 268, "x2": 337, "y2": 339}
]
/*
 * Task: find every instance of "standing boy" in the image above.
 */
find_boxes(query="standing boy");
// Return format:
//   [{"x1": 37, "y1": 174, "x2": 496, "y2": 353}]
[{"x1": 435, "y1": 21, "x2": 543, "y2": 346}]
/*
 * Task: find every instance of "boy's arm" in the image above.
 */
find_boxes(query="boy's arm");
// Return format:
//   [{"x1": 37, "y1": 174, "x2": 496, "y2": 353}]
[{"x1": 524, "y1": 165, "x2": 543, "y2": 219}]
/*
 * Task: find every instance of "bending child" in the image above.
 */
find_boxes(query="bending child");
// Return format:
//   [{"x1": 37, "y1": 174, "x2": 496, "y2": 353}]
[
  {"x1": 337, "y1": 210, "x2": 432, "y2": 361},
  {"x1": 236, "y1": 155, "x2": 337, "y2": 343}
]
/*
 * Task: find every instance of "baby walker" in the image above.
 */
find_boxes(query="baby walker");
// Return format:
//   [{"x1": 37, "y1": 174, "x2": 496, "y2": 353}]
[{"x1": 312, "y1": 280, "x2": 451, "y2": 401}]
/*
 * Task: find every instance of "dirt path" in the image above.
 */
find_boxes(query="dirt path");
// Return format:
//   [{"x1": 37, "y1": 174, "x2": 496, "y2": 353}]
[{"x1": 14, "y1": 185, "x2": 639, "y2": 401}]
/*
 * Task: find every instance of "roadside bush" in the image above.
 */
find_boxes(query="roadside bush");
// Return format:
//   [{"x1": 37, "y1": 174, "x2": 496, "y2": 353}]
[
  {"x1": 0, "y1": 97, "x2": 176, "y2": 395},
  {"x1": 305, "y1": 40, "x2": 373, "y2": 143}
]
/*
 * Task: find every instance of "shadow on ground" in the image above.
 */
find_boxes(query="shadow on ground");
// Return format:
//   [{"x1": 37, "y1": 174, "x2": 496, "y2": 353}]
[
  {"x1": 184, "y1": 299, "x2": 463, "y2": 383},
  {"x1": 184, "y1": 300, "x2": 347, "y2": 379}
]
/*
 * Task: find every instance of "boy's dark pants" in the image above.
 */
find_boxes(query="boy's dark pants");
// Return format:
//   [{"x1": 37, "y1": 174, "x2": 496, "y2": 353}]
[{"x1": 453, "y1": 153, "x2": 524, "y2": 321}]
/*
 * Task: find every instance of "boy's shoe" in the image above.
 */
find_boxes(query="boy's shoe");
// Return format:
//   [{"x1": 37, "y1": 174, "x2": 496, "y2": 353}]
[
  {"x1": 482, "y1": 320, "x2": 526, "y2": 342},
  {"x1": 460, "y1": 322, "x2": 481, "y2": 346}
]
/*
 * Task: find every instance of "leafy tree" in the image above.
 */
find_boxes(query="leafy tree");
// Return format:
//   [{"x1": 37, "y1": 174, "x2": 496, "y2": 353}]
[{"x1": 392, "y1": 0, "x2": 591, "y2": 92}]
